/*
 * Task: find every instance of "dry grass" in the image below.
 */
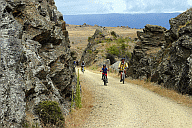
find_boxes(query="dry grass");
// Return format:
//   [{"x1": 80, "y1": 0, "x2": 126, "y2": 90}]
[
  {"x1": 125, "y1": 76, "x2": 192, "y2": 108},
  {"x1": 67, "y1": 24, "x2": 141, "y2": 60},
  {"x1": 65, "y1": 75, "x2": 94, "y2": 128},
  {"x1": 110, "y1": 68, "x2": 192, "y2": 107}
]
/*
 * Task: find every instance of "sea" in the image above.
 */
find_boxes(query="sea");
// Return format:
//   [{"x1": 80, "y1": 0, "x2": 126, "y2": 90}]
[{"x1": 63, "y1": 13, "x2": 181, "y2": 30}]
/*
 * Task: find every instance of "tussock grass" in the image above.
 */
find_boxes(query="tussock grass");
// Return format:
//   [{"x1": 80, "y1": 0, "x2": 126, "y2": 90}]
[{"x1": 133, "y1": 79, "x2": 192, "y2": 107}]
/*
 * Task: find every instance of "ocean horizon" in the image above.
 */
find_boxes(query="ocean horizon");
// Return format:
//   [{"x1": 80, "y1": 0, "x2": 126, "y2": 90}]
[{"x1": 63, "y1": 13, "x2": 181, "y2": 29}]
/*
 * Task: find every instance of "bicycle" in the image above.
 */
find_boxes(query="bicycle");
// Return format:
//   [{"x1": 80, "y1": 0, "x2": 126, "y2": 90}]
[
  {"x1": 120, "y1": 67, "x2": 127, "y2": 84},
  {"x1": 102, "y1": 73, "x2": 107, "y2": 86},
  {"x1": 81, "y1": 67, "x2": 85, "y2": 74},
  {"x1": 121, "y1": 69, "x2": 125, "y2": 84}
]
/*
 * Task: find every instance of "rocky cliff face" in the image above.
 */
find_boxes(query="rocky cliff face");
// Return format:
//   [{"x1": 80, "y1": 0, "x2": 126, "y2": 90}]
[
  {"x1": 128, "y1": 8, "x2": 192, "y2": 95},
  {"x1": 0, "y1": 0, "x2": 76, "y2": 127}
]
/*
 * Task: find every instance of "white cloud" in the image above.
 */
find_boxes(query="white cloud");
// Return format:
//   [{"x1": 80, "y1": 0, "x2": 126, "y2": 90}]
[
  {"x1": 55, "y1": 0, "x2": 191, "y2": 15},
  {"x1": 123, "y1": 0, "x2": 189, "y2": 13},
  {"x1": 55, "y1": 0, "x2": 115, "y2": 15},
  {"x1": 188, "y1": 0, "x2": 192, "y2": 6},
  {"x1": 112, "y1": 0, "x2": 126, "y2": 13}
]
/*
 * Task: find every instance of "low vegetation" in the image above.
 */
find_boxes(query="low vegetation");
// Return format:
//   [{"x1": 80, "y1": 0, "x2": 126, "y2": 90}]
[
  {"x1": 106, "y1": 37, "x2": 132, "y2": 58},
  {"x1": 87, "y1": 49, "x2": 92, "y2": 54},
  {"x1": 75, "y1": 69, "x2": 82, "y2": 109},
  {"x1": 111, "y1": 31, "x2": 117, "y2": 38},
  {"x1": 35, "y1": 101, "x2": 65, "y2": 127}
]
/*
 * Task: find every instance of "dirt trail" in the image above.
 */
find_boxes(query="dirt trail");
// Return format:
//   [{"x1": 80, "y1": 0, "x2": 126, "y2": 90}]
[{"x1": 80, "y1": 69, "x2": 192, "y2": 128}]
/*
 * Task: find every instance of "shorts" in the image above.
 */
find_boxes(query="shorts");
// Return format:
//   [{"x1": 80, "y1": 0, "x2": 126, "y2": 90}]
[{"x1": 119, "y1": 71, "x2": 123, "y2": 74}]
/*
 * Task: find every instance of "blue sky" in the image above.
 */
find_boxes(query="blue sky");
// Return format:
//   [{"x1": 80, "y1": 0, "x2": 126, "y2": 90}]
[{"x1": 55, "y1": 0, "x2": 192, "y2": 15}]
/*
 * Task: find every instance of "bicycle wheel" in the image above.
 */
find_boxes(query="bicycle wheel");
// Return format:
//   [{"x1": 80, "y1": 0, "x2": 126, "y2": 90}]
[
  {"x1": 122, "y1": 73, "x2": 125, "y2": 84},
  {"x1": 104, "y1": 75, "x2": 107, "y2": 86}
]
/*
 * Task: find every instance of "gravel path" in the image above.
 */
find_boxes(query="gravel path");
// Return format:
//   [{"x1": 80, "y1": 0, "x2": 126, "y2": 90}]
[{"x1": 80, "y1": 69, "x2": 192, "y2": 128}]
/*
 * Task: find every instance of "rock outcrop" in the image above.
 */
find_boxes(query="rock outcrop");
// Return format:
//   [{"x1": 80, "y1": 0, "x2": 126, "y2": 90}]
[
  {"x1": 0, "y1": 0, "x2": 76, "y2": 127},
  {"x1": 128, "y1": 24, "x2": 167, "y2": 79},
  {"x1": 128, "y1": 8, "x2": 192, "y2": 95},
  {"x1": 81, "y1": 28, "x2": 107, "y2": 66}
]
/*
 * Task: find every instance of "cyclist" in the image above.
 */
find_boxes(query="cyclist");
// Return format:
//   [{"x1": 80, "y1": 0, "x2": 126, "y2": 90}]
[
  {"x1": 118, "y1": 58, "x2": 128, "y2": 82},
  {"x1": 81, "y1": 61, "x2": 85, "y2": 71},
  {"x1": 76, "y1": 60, "x2": 79, "y2": 66},
  {"x1": 100, "y1": 64, "x2": 109, "y2": 83},
  {"x1": 73, "y1": 61, "x2": 76, "y2": 67}
]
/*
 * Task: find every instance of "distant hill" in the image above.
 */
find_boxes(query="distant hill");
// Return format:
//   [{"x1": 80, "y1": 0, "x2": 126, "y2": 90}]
[{"x1": 64, "y1": 13, "x2": 181, "y2": 29}]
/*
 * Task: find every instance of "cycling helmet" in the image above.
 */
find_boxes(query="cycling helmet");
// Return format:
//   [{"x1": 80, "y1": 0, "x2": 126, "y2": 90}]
[
  {"x1": 121, "y1": 58, "x2": 125, "y2": 60},
  {"x1": 103, "y1": 64, "x2": 106, "y2": 67}
]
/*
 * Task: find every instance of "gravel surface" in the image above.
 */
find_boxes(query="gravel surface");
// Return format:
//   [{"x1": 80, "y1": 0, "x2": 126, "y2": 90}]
[{"x1": 80, "y1": 69, "x2": 192, "y2": 128}]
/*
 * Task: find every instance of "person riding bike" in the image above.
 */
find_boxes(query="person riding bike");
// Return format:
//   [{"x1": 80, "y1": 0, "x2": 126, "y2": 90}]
[
  {"x1": 118, "y1": 58, "x2": 128, "y2": 82},
  {"x1": 73, "y1": 60, "x2": 76, "y2": 67},
  {"x1": 100, "y1": 64, "x2": 109, "y2": 83},
  {"x1": 81, "y1": 61, "x2": 85, "y2": 71}
]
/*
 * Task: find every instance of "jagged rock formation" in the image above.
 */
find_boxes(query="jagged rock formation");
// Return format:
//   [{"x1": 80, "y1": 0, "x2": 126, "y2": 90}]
[
  {"x1": 128, "y1": 8, "x2": 192, "y2": 95},
  {"x1": 81, "y1": 28, "x2": 108, "y2": 66},
  {"x1": 0, "y1": 0, "x2": 76, "y2": 127},
  {"x1": 128, "y1": 24, "x2": 167, "y2": 79}
]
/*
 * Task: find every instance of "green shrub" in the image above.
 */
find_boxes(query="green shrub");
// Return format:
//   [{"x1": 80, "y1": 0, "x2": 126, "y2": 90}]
[
  {"x1": 107, "y1": 45, "x2": 119, "y2": 56},
  {"x1": 105, "y1": 38, "x2": 112, "y2": 42},
  {"x1": 35, "y1": 101, "x2": 64, "y2": 126},
  {"x1": 116, "y1": 37, "x2": 125, "y2": 44},
  {"x1": 111, "y1": 31, "x2": 117, "y2": 38},
  {"x1": 125, "y1": 37, "x2": 131, "y2": 42},
  {"x1": 126, "y1": 51, "x2": 132, "y2": 58},
  {"x1": 120, "y1": 43, "x2": 128, "y2": 50},
  {"x1": 96, "y1": 40, "x2": 100, "y2": 44},
  {"x1": 88, "y1": 37, "x2": 92, "y2": 42},
  {"x1": 87, "y1": 49, "x2": 92, "y2": 54},
  {"x1": 99, "y1": 32, "x2": 103, "y2": 35}
]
